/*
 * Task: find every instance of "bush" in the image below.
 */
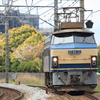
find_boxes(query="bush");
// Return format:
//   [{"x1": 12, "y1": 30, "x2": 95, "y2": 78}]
[
  {"x1": 98, "y1": 52, "x2": 100, "y2": 67},
  {"x1": 0, "y1": 66, "x2": 5, "y2": 72},
  {"x1": 17, "y1": 60, "x2": 43, "y2": 72},
  {"x1": 98, "y1": 65, "x2": 100, "y2": 73},
  {"x1": 10, "y1": 58, "x2": 20, "y2": 72}
]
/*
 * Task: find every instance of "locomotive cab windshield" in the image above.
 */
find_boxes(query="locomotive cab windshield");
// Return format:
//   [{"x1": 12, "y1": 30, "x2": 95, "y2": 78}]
[{"x1": 52, "y1": 31, "x2": 96, "y2": 45}]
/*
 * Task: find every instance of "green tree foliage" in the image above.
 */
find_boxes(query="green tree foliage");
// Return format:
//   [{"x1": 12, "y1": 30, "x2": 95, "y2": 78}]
[
  {"x1": 17, "y1": 60, "x2": 42, "y2": 72},
  {"x1": 98, "y1": 45, "x2": 100, "y2": 72},
  {"x1": 10, "y1": 58, "x2": 20, "y2": 72},
  {"x1": 12, "y1": 43, "x2": 44, "y2": 62},
  {"x1": 98, "y1": 52, "x2": 100, "y2": 66},
  {"x1": 0, "y1": 24, "x2": 46, "y2": 72},
  {"x1": 98, "y1": 65, "x2": 100, "y2": 73},
  {"x1": 0, "y1": 55, "x2": 5, "y2": 72},
  {"x1": 0, "y1": 34, "x2": 5, "y2": 72},
  {"x1": 8, "y1": 24, "x2": 38, "y2": 49},
  {"x1": 0, "y1": 34, "x2": 5, "y2": 50}
]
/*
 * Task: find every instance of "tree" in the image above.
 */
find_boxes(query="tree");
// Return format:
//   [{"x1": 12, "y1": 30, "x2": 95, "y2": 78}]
[
  {"x1": 17, "y1": 60, "x2": 42, "y2": 72},
  {"x1": 10, "y1": 58, "x2": 20, "y2": 72},
  {"x1": 98, "y1": 45, "x2": 100, "y2": 72},
  {"x1": 10, "y1": 27, "x2": 45, "y2": 62},
  {"x1": 11, "y1": 41, "x2": 44, "y2": 62},
  {"x1": 8, "y1": 24, "x2": 38, "y2": 50},
  {"x1": 0, "y1": 24, "x2": 46, "y2": 72},
  {"x1": 0, "y1": 55, "x2": 5, "y2": 72}
]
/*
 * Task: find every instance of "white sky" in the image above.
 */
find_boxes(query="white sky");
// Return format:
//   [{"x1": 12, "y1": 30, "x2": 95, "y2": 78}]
[{"x1": 0, "y1": 0, "x2": 100, "y2": 44}]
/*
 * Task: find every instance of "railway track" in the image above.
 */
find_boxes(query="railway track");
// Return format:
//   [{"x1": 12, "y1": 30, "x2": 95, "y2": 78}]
[
  {"x1": 27, "y1": 85, "x2": 100, "y2": 100},
  {"x1": 64, "y1": 93, "x2": 75, "y2": 100},
  {"x1": 27, "y1": 85, "x2": 74, "y2": 100},
  {"x1": 84, "y1": 92, "x2": 100, "y2": 100},
  {"x1": 0, "y1": 87, "x2": 24, "y2": 100},
  {"x1": 69, "y1": 91, "x2": 100, "y2": 100},
  {"x1": 52, "y1": 92, "x2": 100, "y2": 100},
  {"x1": 0, "y1": 90, "x2": 4, "y2": 99}
]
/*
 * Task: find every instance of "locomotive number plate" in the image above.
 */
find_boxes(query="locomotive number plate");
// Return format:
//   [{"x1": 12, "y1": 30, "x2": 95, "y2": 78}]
[{"x1": 68, "y1": 50, "x2": 81, "y2": 54}]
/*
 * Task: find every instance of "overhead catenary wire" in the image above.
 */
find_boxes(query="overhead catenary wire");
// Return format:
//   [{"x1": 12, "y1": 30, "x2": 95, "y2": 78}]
[
  {"x1": 36, "y1": 2, "x2": 54, "y2": 16},
  {"x1": 1, "y1": 0, "x2": 80, "y2": 29},
  {"x1": 86, "y1": 9, "x2": 100, "y2": 20},
  {"x1": 2, "y1": 0, "x2": 55, "y2": 34},
  {"x1": 1, "y1": 0, "x2": 100, "y2": 31},
  {"x1": 45, "y1": 0, "x2": 79, "y2": 26},
  {"x1": 39, "y1": 0, "x2": 69, "y2": 26},
  {"x1": 21, "y1": 0, "x2": 54, "y2": 25},
  {"x1": 24, "y1": 0, "x2": 43, "y2": 14},
  {"x1": 12, "y1": 0, "x2": 80, "y2": 29},
  {"x1": 30, "y1": 0, "x2": 34, "y2": 11},
  {"x1": 93, "y1": 9, "x2": 100, "y2": 13},
  {"x1": 25, "y1": 0, "x2": 31, "y2": 14}
]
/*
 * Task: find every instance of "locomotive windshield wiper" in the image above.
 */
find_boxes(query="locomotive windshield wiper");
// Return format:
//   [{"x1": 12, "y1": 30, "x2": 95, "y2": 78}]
[
  {"x1": 58, "y1": 42, "x2": 64, "y2": 45},
  {"x1": 58, "y1": 38, "x2": 65, "y2": 45},
  {"x1": 83, "y1": 37, "x2": 90, "y2": 44}
]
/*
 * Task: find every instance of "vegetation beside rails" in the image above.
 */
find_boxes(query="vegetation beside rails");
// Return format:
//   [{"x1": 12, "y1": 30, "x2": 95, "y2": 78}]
[
  {"x1": 0, "y1": 74, "x2": 45, "y2": 85},
  {"x1": 93, "y1": 87, "x2": 100, "y2": 92},
  {"x1": 9, "y1": 81, "x2": 45, "y2": 85},
  {"x1": 25, "y1": 82, "x2": 45, "y2": 85},
  {"x1": 0, "y1": 25, "x2": 46, "y2": 73},
  {"x1": 11, "y1": 74, "x2": 44, "y2": 85}
]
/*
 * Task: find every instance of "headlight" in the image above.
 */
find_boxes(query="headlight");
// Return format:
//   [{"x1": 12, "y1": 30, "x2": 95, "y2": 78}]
[
  {"x1": 92, "y1": 57, "x2": 97, "y2": 61},
  {"x1": 91, "y1": 56, "x2": 97, "y2": 67},
  {"x1": 52, "y1": 56, "x2": 58, "y2": 67},
  {"x1": 53, "y1": 57, "x2": 58, "y2": 62}
]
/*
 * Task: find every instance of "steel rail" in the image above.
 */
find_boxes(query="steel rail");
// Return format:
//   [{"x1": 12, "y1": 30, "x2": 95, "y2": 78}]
[
  {"x1": 28, "y1": 85, "x2": 76, "y2": 100},
  {"x1": 0, "y1": 90, "x2": 4, "y2": 99},
  {"x1": 27, "y1": 85, "x2": 100, "y2": 100},
  {"x1": 0, "y1": 86, "x2": 24, "y2": 100},
  {"x1": 85, "y1": 92, "x2": 100, "y2": 100},
  {"x1": 66, "y1": 93, "x2": 75, "y2": 100}
]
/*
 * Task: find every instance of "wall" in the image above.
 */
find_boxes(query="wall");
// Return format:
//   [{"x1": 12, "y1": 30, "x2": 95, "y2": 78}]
[{"x1": 0, "y1": 73, "x2": 45, "y2": 82}]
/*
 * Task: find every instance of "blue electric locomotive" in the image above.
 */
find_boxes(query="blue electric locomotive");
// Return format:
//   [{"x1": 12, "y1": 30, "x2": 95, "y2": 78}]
[{"x1": 43, "y1": 29, "x2": 98, "y2": 91}]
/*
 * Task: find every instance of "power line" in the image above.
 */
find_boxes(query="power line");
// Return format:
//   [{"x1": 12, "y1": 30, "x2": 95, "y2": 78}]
[
  {"x1": 86, "y1": 9, "x2": 100, "y2": 20},
  {"x1": 4, "y1": 0, "x2": 17, "y2": 84},
  {"x1": 93, "y1": 10, "x2": 100, "y2": 13},
  {"x1": 39, "y1": 7, "x2": 54, "y2": 16}
]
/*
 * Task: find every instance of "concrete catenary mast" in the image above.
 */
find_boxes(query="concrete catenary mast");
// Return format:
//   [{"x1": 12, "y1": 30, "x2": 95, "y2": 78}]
[
  {"x1": 54, "y1": 0, "x2": 85, "y2": 31},
  {"x1": 80, "y1": 0, "x2": 84, "y2": 27},
  {"x1": 54, "y1": 0, "x2": 58, "y2": 32}
]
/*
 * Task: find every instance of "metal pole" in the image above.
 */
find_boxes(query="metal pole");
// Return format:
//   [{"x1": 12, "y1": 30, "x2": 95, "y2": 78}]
[
  {"x1": 5, "y1": 9, "x2": 9, "y2": 83},
  {"x1": 80, "y1": 0, "x2": 84, "y2": 27},
  {"x1": 54, "y1": 0, "x2": 58, "y2": 31}
]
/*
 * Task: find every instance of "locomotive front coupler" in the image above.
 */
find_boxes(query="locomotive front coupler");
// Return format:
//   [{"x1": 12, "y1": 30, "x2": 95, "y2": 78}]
[
  {"x1": 88, "y1": 71, "x2": 93, "y2": 77},
  {"x1": 71, "y1": 75, "x2": 80, "y2": 82}
]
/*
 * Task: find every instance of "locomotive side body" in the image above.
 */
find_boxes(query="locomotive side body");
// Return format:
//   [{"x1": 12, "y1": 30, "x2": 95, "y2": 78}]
[{"x1": 43, "y1": 29, "x2": 98, "y2": 91}]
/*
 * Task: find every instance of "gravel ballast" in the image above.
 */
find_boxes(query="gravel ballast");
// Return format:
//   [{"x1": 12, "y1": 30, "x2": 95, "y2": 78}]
[{"x1": 0, "y1": 83, "x2": 51, "y2": 100}]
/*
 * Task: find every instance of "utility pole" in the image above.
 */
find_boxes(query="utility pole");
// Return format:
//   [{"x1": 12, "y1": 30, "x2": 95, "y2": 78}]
[
  {"x1": 3, "y1": 0, "x2": 13, "y2": 83},
  {"x1": 80, "y1": 0, "x2": 84, "y2": 27},
  {"x1": 5, "y1": 5, "x2": 9, "y2": 83},
  {"x1": 54, "y1": 0, "x2": 58, "y2": 31},
  {"x1": 5, "y1": 16, "x2": 9, "y2": 83}
]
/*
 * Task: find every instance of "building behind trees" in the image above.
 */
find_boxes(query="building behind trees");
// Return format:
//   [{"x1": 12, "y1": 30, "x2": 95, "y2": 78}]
[{"x1": 0, "y1": 10, "x2": 39, "y2": 33}]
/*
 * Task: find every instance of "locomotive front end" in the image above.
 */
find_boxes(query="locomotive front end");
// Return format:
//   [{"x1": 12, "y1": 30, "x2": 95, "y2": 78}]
[{"x1": 50, "y1": 29, "x2": 98, "y2": 91}]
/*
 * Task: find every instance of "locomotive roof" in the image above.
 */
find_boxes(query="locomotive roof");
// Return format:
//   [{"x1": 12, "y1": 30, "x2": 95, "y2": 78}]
[{"x1": 53, "y1": 29, "x2": 94, "y2": 35}]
